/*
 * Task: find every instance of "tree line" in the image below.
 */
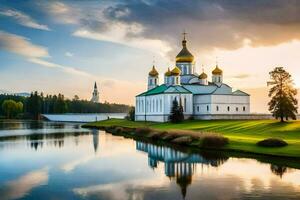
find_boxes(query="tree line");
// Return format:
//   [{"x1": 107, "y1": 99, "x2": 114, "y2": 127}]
[{"x1": 0, "y1": 92, "x2": 131, "y2": 119}]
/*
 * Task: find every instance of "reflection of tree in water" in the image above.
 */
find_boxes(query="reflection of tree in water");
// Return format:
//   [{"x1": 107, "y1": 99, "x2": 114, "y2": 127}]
[
  {"x1": 270, "y1": 164, "x2": 288, "y2": 178},
  {"x1": 27, "y1": 134, "x2": 44, "y2": 151},
  {"x1": 136, "y1": 141, "x2": 229, "y2": 199}
]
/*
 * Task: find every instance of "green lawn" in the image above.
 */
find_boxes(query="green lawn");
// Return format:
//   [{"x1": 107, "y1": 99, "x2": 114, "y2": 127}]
[{"x1": 85, "y1": 119, "x2": 300, "y2": 158}]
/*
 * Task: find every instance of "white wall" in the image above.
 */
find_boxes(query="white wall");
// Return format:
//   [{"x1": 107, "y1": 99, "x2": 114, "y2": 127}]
[
  {"x1": 193, "y1": 94, "x2": 250, "y2": 115},
  {"x1": 135, "y1": 93, "x2": 193, "y2": 122}
]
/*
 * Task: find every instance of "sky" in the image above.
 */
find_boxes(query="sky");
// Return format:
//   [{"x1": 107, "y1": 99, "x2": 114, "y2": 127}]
[{"x1": 0, "y1": 0, "x2": 299, "y2": 113}]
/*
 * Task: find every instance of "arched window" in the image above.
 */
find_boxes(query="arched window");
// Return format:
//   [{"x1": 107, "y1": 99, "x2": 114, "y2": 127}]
[
  {"x1": 155, "y1": 78, "x2": 157, "y2": 85},
  {"x1": 227, "y1": 106, "x2": 230, "y2": 111},
  {"x1": 207, "y1": 105, "x2": 209, "y2": 111},
  {"x1": 236, "y1": 107, "x2": 239, "y2": 112},
  {"x1": 216, "y1": 106, "x2": 219, "y2": 111},
  {"x1": 243, "y1": 106, "x2": 246, "y2": 111},
  {"x1": 197, "y1": 106, "x2": 200, "y2": 112},
  {"x1": 218, "y1": 77, "x2": 221, "y2": 82}
]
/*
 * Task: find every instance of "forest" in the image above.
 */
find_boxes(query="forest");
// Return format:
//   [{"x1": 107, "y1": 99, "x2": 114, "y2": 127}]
[{"x1": 0, "y1": 92, "x2": 132, "y2": 119}]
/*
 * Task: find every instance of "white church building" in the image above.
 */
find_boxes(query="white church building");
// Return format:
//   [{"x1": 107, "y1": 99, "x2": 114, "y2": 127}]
[{"x1": 135, "y1": 34, "x2": 250, "y2": 122}]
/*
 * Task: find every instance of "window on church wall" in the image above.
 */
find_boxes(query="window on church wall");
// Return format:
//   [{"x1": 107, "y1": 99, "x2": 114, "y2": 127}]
[
  {"x1": 160, "y1": 99, "x2": 162, "y2": 112},
  {"x1": 153, "y1": 99, "x2": 155, "y2": 112},
  {"x1": 216, "y1": 106, "x2": 219, "y2": 111},
  {"x1": 156, "y1": 99, "x2": 158, "y2": 112},
  {"x1": 236, "y1": 107, "x2": 239, "y2": 112},
  {"x1": 227, "y1": 106, "x2": 230, "y2": 111},
  {"x1": 184, "y1": 98, "x2": 187, "y2": 112},
  {"x1": 197, "y1": 106, "x2": 200, "y2": 112},
  {"x1": 176, "y1": 77, "x2": 179, "y2": 84},
  {"x1": 207, "y1": 105, "x2": 209, "y2": 111},
  {"x1": 243, "y1": 106, "x2": 246, "y2": 111}
]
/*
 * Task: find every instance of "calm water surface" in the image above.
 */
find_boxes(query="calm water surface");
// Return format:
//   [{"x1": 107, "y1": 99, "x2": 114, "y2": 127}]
[{"x1": 0, "y1": 120, "x2": 300, "y2": 200}]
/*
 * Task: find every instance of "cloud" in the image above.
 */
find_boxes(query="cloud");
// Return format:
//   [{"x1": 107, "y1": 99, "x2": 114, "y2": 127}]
[
  {"x1": 0, "y1": 167, "x2": 49, "y2": 200},
  {"x1": 0, "y1": 30, "x2": 94, "y2": 78},
  {"x1": 0, "y1": 9, "x2": 50, "y2": 31},
  {"x1": 231, "y1": 74, "x2": 251, "y2": 79},
  {"x1": 44, "y1": 1, "x2": 300, "y2": 60},
  {"x1": 0, "y1": 31, "x2": 49, "y2": 58},
  {"x1": 29, "y1": 58, "x2": 94, "y2": 78},
  {"x1": 65, "y1": 51, "x2": 73, "y2": 57}
]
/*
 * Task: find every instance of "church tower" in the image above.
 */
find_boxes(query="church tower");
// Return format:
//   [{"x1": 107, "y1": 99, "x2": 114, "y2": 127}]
[
  {"x1": 212, "y1": 64, "x2": 223, "y2": 84},
  {"x1": 91, "y1": 82, "x2": 100, "y2": 103},
  {"x1": 148, "y1": 65, "x2": 159, "y2": 90},
  {"x1": 176, "y1": 32, "x2": 195, "y2": 75},
  {"x1": 199, "y1": 69, "x2": 208, "y2": 85}
]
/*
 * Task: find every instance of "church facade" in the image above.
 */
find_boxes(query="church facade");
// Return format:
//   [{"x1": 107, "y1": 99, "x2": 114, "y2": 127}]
[{"x1": 135, "y1": 35, "x2": 250, "y2": 122}]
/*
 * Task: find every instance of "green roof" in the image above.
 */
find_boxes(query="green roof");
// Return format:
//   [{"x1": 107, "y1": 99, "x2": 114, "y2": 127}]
[{"x1": 137, "y1": 84, "x2": 191, "y2": 97}]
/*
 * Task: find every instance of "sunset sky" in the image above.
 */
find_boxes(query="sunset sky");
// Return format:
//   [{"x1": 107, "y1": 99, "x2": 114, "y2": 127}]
[{"x1": 0, "y1": 0, "x2": 299, "y2": 113}]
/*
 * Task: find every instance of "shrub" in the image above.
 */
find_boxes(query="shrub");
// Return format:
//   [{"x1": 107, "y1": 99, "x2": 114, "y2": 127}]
[
  {"x1": 201, "y1": 135, "x2": 229, "y2": 148},
  {"x1": 115, "y1": 127, "x2": 124, "y2": 134},
  {"x1": 171, "y1": 136, "x2": 193, "y2": 145},
  {"x1": 135, "y1": 127, "x2": 152, "y2": 135},
  {"x1": 257, "y1": 138, "x2": 288, "y2": 147}
]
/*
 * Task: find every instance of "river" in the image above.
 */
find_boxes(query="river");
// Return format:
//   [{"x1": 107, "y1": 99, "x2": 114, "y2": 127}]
[{"x1": 0, "y1": 120, "x2": 299, "y2": 200}]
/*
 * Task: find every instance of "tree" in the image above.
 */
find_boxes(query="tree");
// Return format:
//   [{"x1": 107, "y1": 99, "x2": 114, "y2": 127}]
[
  {"x1": 267, "y1": 67, "x2": 298, "y2": 122},
  {"x1": 27, "y1": 91, "x2": 42, "y2": 120},
  {"x1": 169, "y1": 99, "x2": 184, "y2": 123},
  {"x1": 126, "y1": 106, "x2": 135, "y2": 121},
  {"x1": 1, "y1": 100, "x2": 23, "y2": 118}
]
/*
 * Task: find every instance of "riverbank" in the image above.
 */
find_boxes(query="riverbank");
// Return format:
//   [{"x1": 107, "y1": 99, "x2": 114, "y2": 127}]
[{"x1": 83, "y1": 119, "x2": 300, "y2": 158}]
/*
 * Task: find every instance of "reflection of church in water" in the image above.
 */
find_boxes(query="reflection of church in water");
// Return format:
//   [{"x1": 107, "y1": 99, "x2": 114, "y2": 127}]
[{"x1": 136, "y1": 141, "x2": 228, "y2": 198}]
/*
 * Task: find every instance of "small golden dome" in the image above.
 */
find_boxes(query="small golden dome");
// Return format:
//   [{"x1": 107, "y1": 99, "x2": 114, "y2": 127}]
[
  {"x1": 149, "y1": 65, "x2": 159, "y2": 77},
  {"x1": 171, "y1": 66, "x2": 181, "y2": 76},
  {"x1": 199, "y1": 72, "x2": 208, "y2": 79},
  {"x1": 164, "y1": 68, "x2": 172, "y2": 76},
  {"x1": 176, "y1": 38, "x2": 194, "y2": 63},
  {"x1": 212, "y1": 65, "x2": 223, "y2": 75}
]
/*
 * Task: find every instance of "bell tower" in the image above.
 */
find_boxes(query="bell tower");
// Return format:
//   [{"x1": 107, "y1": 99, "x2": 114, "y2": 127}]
[{"x1": 91, "y1": 82, "x2": 100, "y2": 103}]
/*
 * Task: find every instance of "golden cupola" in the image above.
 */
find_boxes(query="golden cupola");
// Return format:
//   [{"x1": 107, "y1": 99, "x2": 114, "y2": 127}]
[
  {"x1": 171, "y1": 66, "x2": 181, "y2": 76},
  {"x1": 149, "y1": 65, "x2": 159, "y2": 77},
  {"x1": 176, "y1": 34, "x2": 194, "y2": 63},
  {"x1": 212, "y1": 65, "x2": 223, "y2": 75},
  {"x1": 199, "y1": 72, "x2": 208, "y2": 79},
  {"x1": 165, "y1": 68, "x2": 172, "y2": 76}
]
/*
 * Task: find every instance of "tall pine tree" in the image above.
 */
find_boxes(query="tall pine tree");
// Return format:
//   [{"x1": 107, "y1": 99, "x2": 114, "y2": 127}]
[
  {"x1": 169, "y1": 98, "x2": 184, "y2": 123},
  {"x1": 267, "y1": 67, "x2": 298, "y2": 122}
]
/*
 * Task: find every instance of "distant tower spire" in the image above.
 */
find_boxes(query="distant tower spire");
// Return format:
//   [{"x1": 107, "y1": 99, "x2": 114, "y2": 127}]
[
  {"x1": 183, "y1": 30, "x2": 187, "y2": 40},
  {"x1": 91, "y1": 81, "x2": 100, "y2": 103}
]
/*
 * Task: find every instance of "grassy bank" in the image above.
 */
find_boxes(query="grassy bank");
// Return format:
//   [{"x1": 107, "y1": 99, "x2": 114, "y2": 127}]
[{"x1": 83, "y1": 119, "x2": 300, "y2": 158}]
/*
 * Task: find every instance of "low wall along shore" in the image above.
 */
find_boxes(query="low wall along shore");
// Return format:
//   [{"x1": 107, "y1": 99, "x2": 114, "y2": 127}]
[{"x1": 43, "y1": 113, "x2": 127, "y2": 122}]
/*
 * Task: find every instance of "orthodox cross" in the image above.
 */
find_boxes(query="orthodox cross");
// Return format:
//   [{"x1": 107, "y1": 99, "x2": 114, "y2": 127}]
[{"x1": 183, "y1": 30, "x2": 187, "y2": 40}]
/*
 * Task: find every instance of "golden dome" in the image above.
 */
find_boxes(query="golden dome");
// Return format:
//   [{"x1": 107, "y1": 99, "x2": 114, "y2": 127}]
[
  {"x1": 149, "y1": 65, "x2": 159, "y2": 77},
  {"x1": 171, "y1": 66, "x2": 181, "y2": 76},
  {"x1": 199, "y1": 72, "x2": 208, "y2": 79},
  {"x1": 176, "y1": 38, "x2": 194, "y2": 63},
  {"x1": 164, "y1": 68, "x2": 172, "y2": 76},
  {"x1": 212, "y1": 65, "x2": 223, "y2": 75}
]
